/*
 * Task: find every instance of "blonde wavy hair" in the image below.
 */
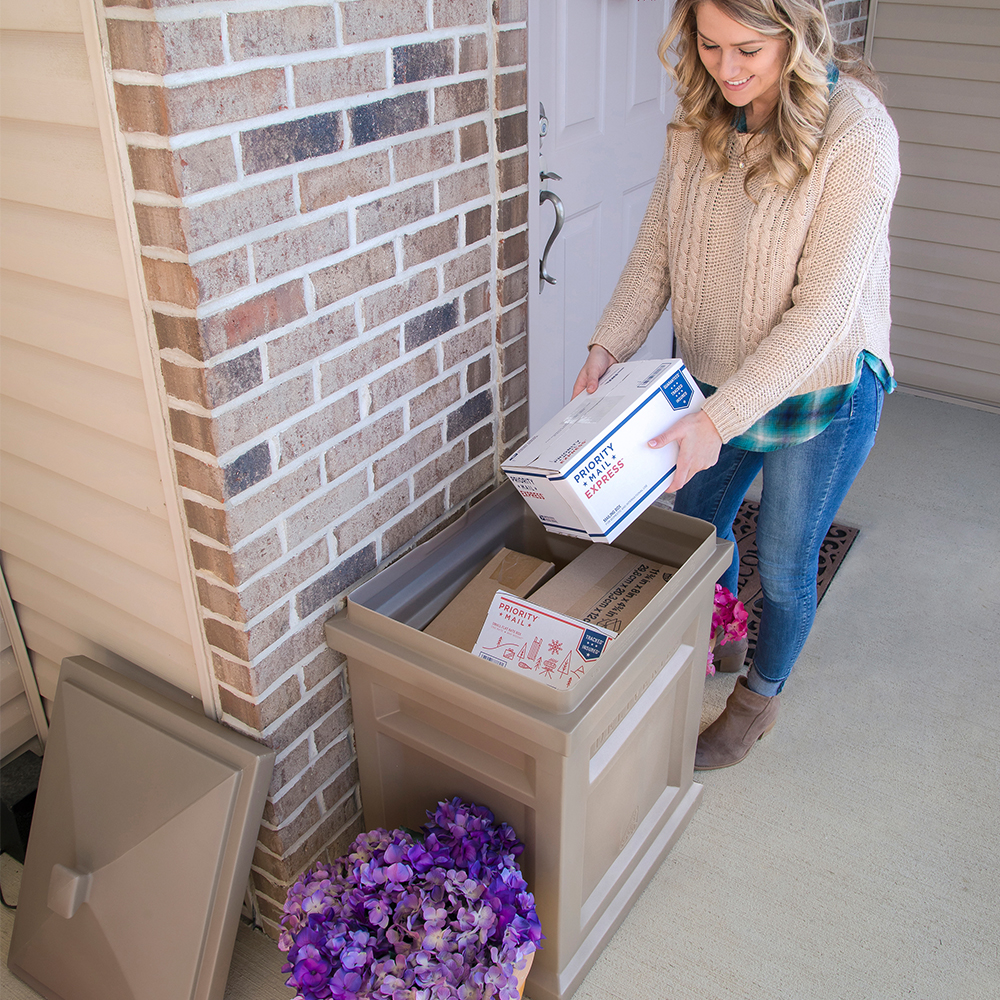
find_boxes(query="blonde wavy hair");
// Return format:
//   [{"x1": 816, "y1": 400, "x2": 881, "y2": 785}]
[{"x1": 659, "y1": 0, "x2": 883, "y2": 192}]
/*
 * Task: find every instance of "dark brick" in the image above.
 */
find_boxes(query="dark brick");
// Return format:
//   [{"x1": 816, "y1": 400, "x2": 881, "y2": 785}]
[
  {"x1": 465, "y1": 204, "x2": 491, "y2": 244},
  {"x1": 154, "y1": 313, "x2": 202, "y2": 359},
  {"x1": 498, "y1": 192, "x2": 527, "y2": 231},
  {"x1": 224, "y1": 442, "x2": 272, "y2": 497},
  {"x1": 393, "y1": 39, "x2": 453, "y2": 84},
  {"x1": 469, "y1": 423, "x2": 494, "y2": 459},
  {"x1": 498, "y1": 152, "x2": 528, "y2": 192},
  {"x1": 459, "y1": 34, "x2": 489, "y2": 73},
  {"x1": 296, "y1": 544, "x2": 377, "y2": 619},
  {"x1": 499, "y1": 334, "x2": 527, "y2": 377},
  {"x1": 242, "y1": 112, "x2": 342, "y2": 174},
  {"x1": 207, "y1": 349, "x2": 264, "y2": 406},
  {"x1": 498, "y1": 229, "x2": 527, "y2": 270},
  {"x1": 496, "y1": 71, "x2": 526, "y2": 111},
  {"x1": 499, "y1": 301, "x2": 526, "y2": 343},
  {"x1": 497, "y1": 27, "x2": 526, "y2": 67},
  {"x1": 498, "y1": 265, "x2": 528, "y2": 306},
  {"x1": 404, "y1": 301, "x2": 459, "y2": 352},
  {"x1": 496, "y1": 111, "x2": 527, "y2": 152},
  {"x1": 349, "y1": 93, "x2": 428, "y2": 146},
  {"x1": 501, "y1": 401, "x2": 528, "y2": 448},
  {"x1": 447, "y1": 389, "x2": 492, "y2": 440},
  {"x1": 460, "y1": 121, "x2": 488, "y2": 161},
  {"x1": 169, "y1": 408, "x2": 214, "y2": 453},
  {"x1": 466, "y1": 355, "x2": 491, "y2": 391},
  {"x1": 464, "y1": 282, "x2": 490, "y2": 321},
  {"x1": 501, "y1": 368, "x2": 528, "y2": 409}
]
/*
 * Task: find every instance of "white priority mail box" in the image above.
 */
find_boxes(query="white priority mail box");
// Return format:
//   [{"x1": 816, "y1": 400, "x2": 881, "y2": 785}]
[
  {"x1": 501, "y1": 359, "x2": 704, "y2": 542},
  {"x1": 472, "y1": 592, "x2": 617, "y2": 691}
]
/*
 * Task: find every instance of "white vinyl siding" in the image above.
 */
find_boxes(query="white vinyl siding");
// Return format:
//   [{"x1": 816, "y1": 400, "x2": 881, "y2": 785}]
[
  {"x1": 870, "y1": 0, "x2": 1000, "y2": 406},
  {"x1": 0, "y1": 0, "x2": 205, "y2": 744}
]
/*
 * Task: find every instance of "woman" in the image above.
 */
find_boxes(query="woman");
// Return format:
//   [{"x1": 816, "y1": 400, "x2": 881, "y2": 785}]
[{"x1": 573, "y1": 0, "x2": 900, "y2": 769}]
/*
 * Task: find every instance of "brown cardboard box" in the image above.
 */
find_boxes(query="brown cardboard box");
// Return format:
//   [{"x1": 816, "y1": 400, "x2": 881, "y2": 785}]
[
  {"x1": 528, "y1": 545, "x2": 677, "y2": 633},
  {"x1": 423, "y1": 547, "x2": 554, "y2": 651}
]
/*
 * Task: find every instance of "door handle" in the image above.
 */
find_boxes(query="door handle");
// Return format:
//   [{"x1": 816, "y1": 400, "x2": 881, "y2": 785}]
[{"x1": 539, "y1": 171, "x2": 564, "y2": 289}]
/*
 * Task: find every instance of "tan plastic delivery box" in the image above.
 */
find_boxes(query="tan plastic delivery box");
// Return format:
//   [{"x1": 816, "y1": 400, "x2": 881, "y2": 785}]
[{"x1": 325, "y1": 483, "x2": 731, "y2": 1000}]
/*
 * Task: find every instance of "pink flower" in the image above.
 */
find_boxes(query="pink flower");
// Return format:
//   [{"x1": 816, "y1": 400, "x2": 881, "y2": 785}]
[{"x1": 707, "y1": 585, "x2": 747, "y2": 675}]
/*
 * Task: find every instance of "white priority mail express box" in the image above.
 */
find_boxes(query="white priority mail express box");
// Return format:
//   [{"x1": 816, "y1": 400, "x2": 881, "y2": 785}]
[
  {"x1": 501, "y1": 359, "x2": 704, "y2": 543},
  {"x1": 471, "y1": 591, "x2": 617, "y2": 691}
]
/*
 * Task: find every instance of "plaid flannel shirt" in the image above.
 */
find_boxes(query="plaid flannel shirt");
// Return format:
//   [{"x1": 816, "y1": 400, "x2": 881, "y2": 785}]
[{"x1": 697, "y1": 353, "x2": 896, "y2": 453}]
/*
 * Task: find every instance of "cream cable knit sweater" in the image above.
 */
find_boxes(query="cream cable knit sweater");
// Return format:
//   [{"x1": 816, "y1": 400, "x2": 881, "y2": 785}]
[{"x1": 589, "y1": 77, "x2": 900, "y2": 443}]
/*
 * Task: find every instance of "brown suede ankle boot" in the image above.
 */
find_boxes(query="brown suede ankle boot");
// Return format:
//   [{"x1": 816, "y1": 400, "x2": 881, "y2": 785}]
[
  {"x1": 713, "y1": 635, "x2": 749, "y2": 673},
  {"x1": 695, "y1": 676, "x2": 780, "y2": 770}
]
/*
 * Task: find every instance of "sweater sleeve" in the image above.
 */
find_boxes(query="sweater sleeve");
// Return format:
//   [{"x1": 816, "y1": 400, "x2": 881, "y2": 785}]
[
  {"x1": 588, "y1": 136, "x2": 673, "y2": 363},
  {"x1": 701, "y1": 106, "x2": 900, "y2": 442}
]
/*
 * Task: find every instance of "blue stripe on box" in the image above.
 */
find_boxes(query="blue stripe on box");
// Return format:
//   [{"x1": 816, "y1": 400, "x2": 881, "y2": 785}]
[
  {"x1": 588, "y1": 464, "x2": 677, "y2": 540},
  {"x1": 556, "y1": 365, "x2": 688, "y2": 484}
]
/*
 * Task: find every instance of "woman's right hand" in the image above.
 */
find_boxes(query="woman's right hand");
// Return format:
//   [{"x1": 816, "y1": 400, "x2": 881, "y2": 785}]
[{"x1": 571, "y1": 345, "x2": 618, "y2": 398}]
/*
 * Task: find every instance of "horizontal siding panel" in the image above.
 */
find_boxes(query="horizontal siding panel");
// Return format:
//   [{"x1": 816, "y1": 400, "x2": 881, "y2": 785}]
[
  {"x1": 12, "y1": 603, "x2": 195, "y2": 706},
  {"x1": 892, "y1": 266, "x2": 999, "y2": 315},
  {"x1": 874, "y1": 3, "x2": 1000, "y2": 45},
  {"x1": 1, "y1": 398, "x2": 168, "y2": 517},
  {"x1": 1, "y1": 645, "x2": 23, "y2": 699},
  {"x1": 890, "y1": 205, "x2": 1000, "y2": 253},
  {"x1": 2, "y1": 553, "x2": 199, "y2": 697},
  {"x1": 0, "y1": 200, "x2": 128, "y2": 297},
  {"x1": 892, "y1": 326, "x2": 1000, "y2": 374},
  {"x1": 892, "y1": 296, "x2": 998, "y2": 342},
  {"x1": 898, "y1": 142, "x2": 998, "y2": 186},
  {"x1": 0, "y1": 457, "x2": 177, "y2": 581},
  {"x1": 892, "y1": 355, "x2": 1000, "y2": 405},
  {"x1": 0, "y1": 30, "x2": 97, "y2": 127},
  {"x1": 0, "y1": 338, "x2": 156, "y2": 449},
  {"x1": 895, "y1": 175, "x2": 1000, "y2": 220},
  {"x1": 873, "y1": 39, "x2": 998, "y2": 84},
  {"x1": 891, "y1": 237, "x2": 1000, "y2": 284},
  {"x1": 26, "y1": 651, "x2": 59, "y2": 704},
  {"x1": 888, "y1": 107, "x2": 1000, "y2": 153},
  {"x1": 0, "y1": 119, "x2": 115, "y2": 219},
  {"x1": 0, "y1": 508, "x2": 189, "y2": 642},
  {"x1": 0, "y1": 0, "x2": 85, "y2": 33},
  {"x1": 0, "y1": 271, "x2": 140, "y2": 378},
  {"x1": 875, "y1": 0, "x2": 1000, "y2": 8},
  {"x1": 882, "y1": 73, "x2": 1000, "y2": 117},
  {"x1": 0, "y1": 694, "x2": 36, "y2": 757}
]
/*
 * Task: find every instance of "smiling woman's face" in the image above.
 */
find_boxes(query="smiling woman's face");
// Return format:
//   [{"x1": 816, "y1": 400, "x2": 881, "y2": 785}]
[{"x1": 695, "y1": 2, "x2": 788, "y2": 129}]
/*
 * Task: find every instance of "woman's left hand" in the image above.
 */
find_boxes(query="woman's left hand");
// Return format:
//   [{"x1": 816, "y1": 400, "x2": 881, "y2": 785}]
[{"x1": 648, "y1": 411, "x2": 723, "y2": 492}]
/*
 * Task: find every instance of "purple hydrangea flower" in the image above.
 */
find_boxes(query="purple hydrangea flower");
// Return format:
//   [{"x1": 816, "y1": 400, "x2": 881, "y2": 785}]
[{"x1": 280, "y1": 799, "x2": 542, "y2": 1000}]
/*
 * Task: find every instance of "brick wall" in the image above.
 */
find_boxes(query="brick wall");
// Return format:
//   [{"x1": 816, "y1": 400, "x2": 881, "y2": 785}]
[
  {"x1": 101, "y1": 0, "x2": 528, "y2": 936},
  {"x1": 99, "y1": 0, "x2": 861, "y2": 937},
  {"x1": 825, "y1": 0, "x2": 870, "y2": 52}
]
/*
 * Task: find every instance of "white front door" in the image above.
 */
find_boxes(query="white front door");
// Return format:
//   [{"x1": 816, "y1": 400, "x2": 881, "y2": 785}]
[{"x1": 527, "y1": 0, "x2": 677, "y2": 432}]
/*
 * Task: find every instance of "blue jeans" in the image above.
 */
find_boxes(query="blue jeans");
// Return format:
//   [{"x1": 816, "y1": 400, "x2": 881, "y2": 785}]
[{"x1": 674, "y1": 366, "x2": 884, "y2": 695}]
